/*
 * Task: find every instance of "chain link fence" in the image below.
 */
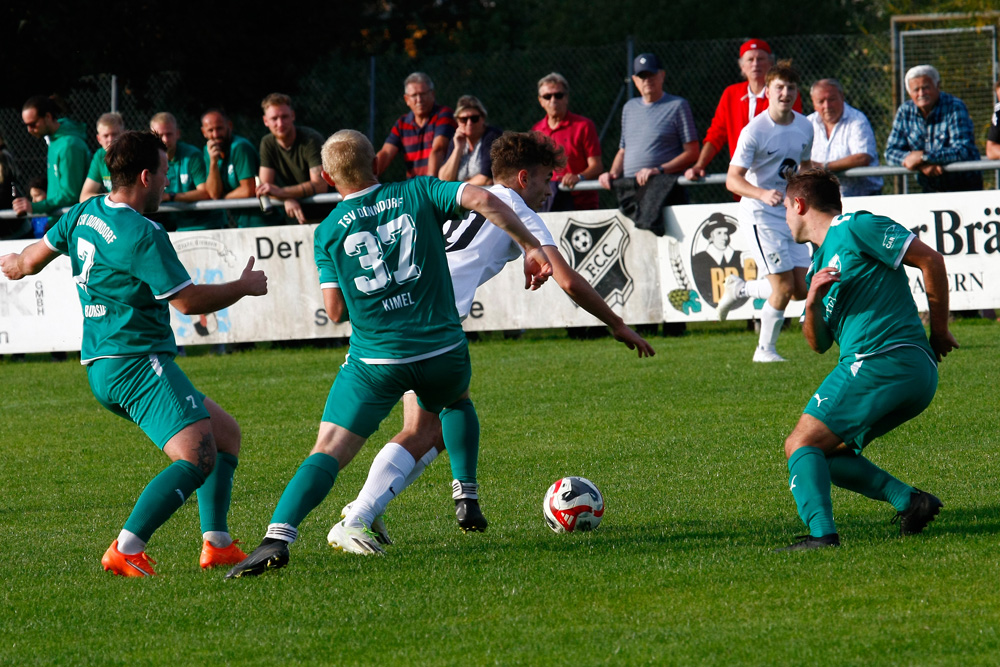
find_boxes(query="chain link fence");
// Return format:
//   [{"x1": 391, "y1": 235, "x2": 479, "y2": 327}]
[{"x1": 2, "y1": 27, "x2": 997, "y2": 208}]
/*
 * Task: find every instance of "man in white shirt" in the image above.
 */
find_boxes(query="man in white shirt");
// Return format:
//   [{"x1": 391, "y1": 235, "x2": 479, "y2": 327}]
[
  {"x1": 721, "y1": 61, "x2": 814, "y2": 362},
  {"x1": 808, "y1": 79, "x2": 882, "y2": 197}
]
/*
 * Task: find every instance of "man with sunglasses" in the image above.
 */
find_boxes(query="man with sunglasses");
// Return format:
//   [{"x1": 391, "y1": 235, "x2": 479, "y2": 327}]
[
  {"x1": 598, "y1": 53, "x2": 699, "y2": 204},
  {"x1": 375, "y1": 72, "x2": 457, "y2": 180},
  {"x1": 531, "y1": 73, "x2": 602, "y2": 211}
]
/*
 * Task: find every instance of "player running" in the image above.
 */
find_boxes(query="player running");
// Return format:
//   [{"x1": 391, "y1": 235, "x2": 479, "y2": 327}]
[
  {"x1": 774, "y1": 169, "x2": 957, "y2": 551},
  {"x1": 328, "y1": 131, "x2": 655, "y2": 554},
  {"x1": 226, "y1": 130, "x2": 552, "y2": 577},
  {"x1": 0, "y1": 131, "x2": 268, "y2": 576},
  {"x1": 720, "y1": 60, "x2": 813, "y2": 362}
]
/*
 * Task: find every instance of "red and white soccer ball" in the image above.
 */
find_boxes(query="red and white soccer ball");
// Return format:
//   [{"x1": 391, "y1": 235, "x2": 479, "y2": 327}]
[{"x1": 543, "y1": 476, "x2": 604, "y2": 533}]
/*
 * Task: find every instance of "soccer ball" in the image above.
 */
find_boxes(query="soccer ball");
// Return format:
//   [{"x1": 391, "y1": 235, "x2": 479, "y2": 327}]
[{"x1": 543, "y1": 476, "x2": 604, "y2": 533}]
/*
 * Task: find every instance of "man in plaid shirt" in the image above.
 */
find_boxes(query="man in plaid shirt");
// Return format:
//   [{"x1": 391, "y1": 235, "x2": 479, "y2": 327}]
[{"x1": 885, "y1": 64, "x2": 982, "y2": 193}]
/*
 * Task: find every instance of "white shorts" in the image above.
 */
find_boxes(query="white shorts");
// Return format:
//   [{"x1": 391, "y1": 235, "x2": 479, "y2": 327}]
[{"x1": 741, "y1": 223, "x2": 811, "y2": 277}]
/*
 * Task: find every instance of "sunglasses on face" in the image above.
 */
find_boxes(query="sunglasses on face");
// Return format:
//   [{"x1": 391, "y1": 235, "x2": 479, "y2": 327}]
[
  {"x1": 456, "y1": 115, "x2": 481, "y2": 124},
  {"x1": 540, "y1": 92, "x2": 566, "y2": 100}
]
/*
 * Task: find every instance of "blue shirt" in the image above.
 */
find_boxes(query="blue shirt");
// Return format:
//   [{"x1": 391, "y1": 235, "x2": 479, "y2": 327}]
[
  {"x1": 619, "y1": 93, "x2": 698, "y2": 178},
  {"x1": 884, "y1": 91, "x2": 982, "y2": 193}
]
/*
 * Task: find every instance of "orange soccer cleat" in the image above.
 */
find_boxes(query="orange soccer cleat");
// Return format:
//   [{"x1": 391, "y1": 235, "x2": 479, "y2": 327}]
[
  {"x1": 200, "y1": 539, "x2": 247, "y2": 569},
  {"x1": 102, "y1": 540, "x2": 157, "y2": 577}
]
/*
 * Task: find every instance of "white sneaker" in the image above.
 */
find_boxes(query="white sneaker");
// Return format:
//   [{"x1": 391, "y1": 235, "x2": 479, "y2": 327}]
[
  {"x1": 327, "y1": 520, "x2": 385, "y2": 555},
  {"x1": 341, "y1": 501, "x2": 392, "y2": 545},
  {"x1": 717, "y1": 275, "x2": 745, "y2": 322},
  {"x1": 753, "y1": 347, "x2": 787, "y2": 363}
]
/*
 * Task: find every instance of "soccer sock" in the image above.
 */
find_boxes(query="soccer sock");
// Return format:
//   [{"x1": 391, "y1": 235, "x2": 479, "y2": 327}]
[
  {"x1": 269, "y1": 453, "x2": 340, "y2": 530},
  {"x1": 197, "y1": 451, "x2": 238, "y2": 535},
  {"x1": 349, "y1": 443, "x2": 416, "y2": 527},
  {"x1": 827, "y1": 451, "x2": 914, "y2": 511},
  {"x1": 401, "y1": 447, "x2": 439, "y2": 489},
  {"x1": 743, "y1": 278, "x2": 773, "y2": 300},
  {"x1": 203, "y1": 531, "x2": 233, "y2": 548},
  {"x1": 758, "y1": 303, "x2": 785, "y2": 350},
  {"x1": 122, "y1": 460, "x2": 206, "y2": 544},
  {"x1": 440, "y1": 399, "x2": 480, "y2": 485},
  {"x1": 787, "y1": 446, "x2": 837, "y2": 537},
  {"x1": 116, "y1": 530, "x2": 146, "y2": 555}
]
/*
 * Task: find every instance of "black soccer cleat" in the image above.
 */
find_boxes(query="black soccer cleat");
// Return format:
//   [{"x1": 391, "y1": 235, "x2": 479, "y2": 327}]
[
  {"x1": 893, "y1": 489, "x2": 943, "y2": 536},
  {"x1": 224, "y1": 539, "x2": 290, "y2": 578},
  {"x1": 773, "y1": 533, "x2": 840, "y2": 552},
  {"x1": 455, "y1": 498, "x2": 488, "y2": 533}
]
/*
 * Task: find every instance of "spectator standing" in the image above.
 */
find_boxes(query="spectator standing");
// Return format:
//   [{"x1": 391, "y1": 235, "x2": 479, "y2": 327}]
[
  {"x1": 686, "y1": 39, "x2": 802, "y2": 182},
  {"x1": 376, "y1": 72, "x2": 456, "y2": 179},
  {"x1": 256, "y1": 93, "x2": 328, "y2": 225},
  {"x1": 12, "y1": 96, "x2": 90, "y2": 218},
  {"x1": 80, "y1": 112, "x2": 125, "y2": 202},
  {"x1": 438, "y1": 95, "x2": 501, "y2": 186},
  {"x1": 885, "y1": 65, "x2": 982, "y2": 193},
  {"x1": 531, "y1": 73, "x2": 603, "y2": 211},
  {"x1": 150, "y1": 112, "x2": 223, "y2": 231},
  {"x1": 599, "y1": 53, "x2": 699, "y2": 204},
  {"x1": 807, "y1": 79, "x2": 883, "y2": 197},
  {"x1": 202, "y1": 109, "x2": 268, "y2": 228},
  {"x1": 985, "y1": 78, "x2": 1000, "y2": 160}
]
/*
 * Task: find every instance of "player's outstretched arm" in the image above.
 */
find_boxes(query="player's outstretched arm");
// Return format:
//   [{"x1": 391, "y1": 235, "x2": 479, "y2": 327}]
[
  {"x1": 546, "y1": 246, "x2": 655, "y2": 358},
  {"x1": 460, "y1": 186, "x2": 552, "y2": 289},
  {"x1": 0, "y1": 241, "x2": 60, "y2": 281},
  {"x1": 803, "y1": 267, "x2": 838, "y2": 354},
  {"x1": 169, "y1": 257, "x2": 268, "y2": 315},
  {"x1": 903, "y1": 239, "x2": 959, "y2": 361}
]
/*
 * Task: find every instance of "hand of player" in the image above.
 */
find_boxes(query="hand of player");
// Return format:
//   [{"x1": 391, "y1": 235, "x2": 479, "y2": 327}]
[
  {"x1": 684, "y1": 166, "x2": 705, "y2": 181},
  {"x1": 240, "y1": 257, "x2": 268, "y2": 296},
  {"x1": 12, "y1": 197, "x2": 32, "y2": 216},
  {"x1": 806, "y1": 266, "x2": 840, "y2": 306},
  {"x1": 761, "y1": 189, "x2": 784, "y2": 207},
  {"x1": 284, "y1": 198, "x2": 306, "y2": 224},
  {"x1": 0, "y1": 253, "x2": 25, "y2": 280},
  {"x1": 560, "y1": 173, "x2": 580, "y2": 189},
  {"x1": 612, "y1": 323, "x2": 656, "y2": 358},
  {"x1": 522, "y1": 246, "x2": 552, "y2": 290},
  {"x1": 929, "y1": 328, "x2": 959, "y2": 362},
  {"x1": 597, "y1": 172, "x2": 614, "y2": 190}
]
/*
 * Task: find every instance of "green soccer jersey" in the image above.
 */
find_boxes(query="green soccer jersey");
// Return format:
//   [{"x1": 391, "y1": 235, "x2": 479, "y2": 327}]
[
  {"x1": 314, "y1": 178, "x2": 467, "y2": 363},
  {"x1": 167, "y1": 141, "x2": 226, "y2": 230},
  {"x1": 203, "y1": 135, "x2": 267, "y2": 228},
  {"x1": 45, "y1": 196, "x2": 192, "y2": 364},
  {"x1": 807, "y1": 210, "x2": 934, "y2": 363},
  {"x1": 87, "y1": 147, "x2": 111, "y2": 191}
]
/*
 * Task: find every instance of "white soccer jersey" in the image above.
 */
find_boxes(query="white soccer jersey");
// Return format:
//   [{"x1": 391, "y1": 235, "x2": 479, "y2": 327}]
[
  {"x1": 442, "y1": 184, "x2": 555, "y2": 319},
  {"x1": 731, "y1": 110, "x2": 813, "y2": 228}
]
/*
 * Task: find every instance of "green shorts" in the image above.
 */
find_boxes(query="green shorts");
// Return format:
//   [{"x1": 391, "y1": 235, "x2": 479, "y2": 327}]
[
  {"x1": 87, "y1": 354, "x2": 210, "y2": 449},
  {"x1": 322, "y1": 343, "x2": 472, "y2": 438},
  {"x1": 803, "y1": 345, "x2": 938, "y2": 453}
]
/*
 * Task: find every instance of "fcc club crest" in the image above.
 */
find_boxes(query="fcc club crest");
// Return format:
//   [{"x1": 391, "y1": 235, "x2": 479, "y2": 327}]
[{"x1": 559, "y1": 217, "x2": 633, "y2": 307}]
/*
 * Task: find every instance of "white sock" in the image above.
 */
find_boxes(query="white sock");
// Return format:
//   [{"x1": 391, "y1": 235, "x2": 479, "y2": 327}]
[
  {"x1": 116, "y1": 529, "x2": 146, "y2": 555},
  {"x1": 758, "y1": 303, "x2": 785, "y2": 350},
  {"x1": 264, "y1": 523, "x2": 298, "y2": 544},
  {"x1": 401, "y1": 447, "x2": 439, "y2": 490},
  {"x1": 744, "y1": 279, "x2": 773, "y2": 300},
  {"x1": 347, "y1": 443, "x2": 415, "y2": 528},
  {"x1": 202, "y1": 531, "x2": 233, "y2": 548}
]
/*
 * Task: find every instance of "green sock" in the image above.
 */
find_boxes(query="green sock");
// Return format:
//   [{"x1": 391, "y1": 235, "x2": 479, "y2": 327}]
[
  {"x1": 123, "y1": 460, "x2": 206, "y2": 542},
  {"x1": 787, "y1": 447, "x2": 837, "y2": 538},
  {"x1": 197, "y1": 451, "x2": 239, "y2": 533},
  {"x1": 440, "y1": 399, "x2": 480, "y2": 485},
  {"x1": 827, "y1": 451, "x2": 913, "y2": 511},
  {"x1": 270, "y1": 453, "x2": 339, "y2": 527}
]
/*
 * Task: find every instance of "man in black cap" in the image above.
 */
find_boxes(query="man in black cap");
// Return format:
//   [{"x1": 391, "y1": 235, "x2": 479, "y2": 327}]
[{"x1": 691, "y1": 212, "x2": 744, "y2": 307}]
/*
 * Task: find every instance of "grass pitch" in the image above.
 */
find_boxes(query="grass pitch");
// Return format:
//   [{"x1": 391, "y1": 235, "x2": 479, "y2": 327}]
[{"x1": 2, "y1": 320, "x2": 998, "y2": 665}]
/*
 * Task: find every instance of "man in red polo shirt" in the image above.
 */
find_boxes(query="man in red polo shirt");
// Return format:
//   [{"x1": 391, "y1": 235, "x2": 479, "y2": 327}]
[
  {"x1": 685, "y1": 38, "x2": 802, "y2": 181},
  {"x1": 376, "y1": 72, "x2": 457, "y2": 179},
  {"x1": 531, "y1": 72, "x2": 603, "y2": 211}
]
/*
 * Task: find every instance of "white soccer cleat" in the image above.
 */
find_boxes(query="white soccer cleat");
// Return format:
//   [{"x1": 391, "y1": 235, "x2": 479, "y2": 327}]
[
  {"x1": 340, "y1": 501, "x2": 392, "y2": 545},
  {"x1": 753, "y1": 346, "x2": 787, "y2": 363},
  {"x1": 327, "y1": 520, "x2": 385, "y2": 555},
  {"x1": 716, "y1": 275, "x2": 745, "y2": 322}
]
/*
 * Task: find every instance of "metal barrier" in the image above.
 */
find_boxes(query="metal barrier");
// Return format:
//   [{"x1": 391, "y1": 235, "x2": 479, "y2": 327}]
[{"x1": 3, "y1": 159, "x2": 999, "y2": 221}]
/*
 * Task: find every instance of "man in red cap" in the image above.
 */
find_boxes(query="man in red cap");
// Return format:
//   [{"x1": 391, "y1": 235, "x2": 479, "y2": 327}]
[{"x1": 685, "y1": 38, "x2": 802, "y2": 181}]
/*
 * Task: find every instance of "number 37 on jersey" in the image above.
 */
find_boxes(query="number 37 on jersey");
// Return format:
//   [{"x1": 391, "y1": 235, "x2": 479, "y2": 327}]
[{"x1": 342, "y1": 214, "x2": 421, "y2": 295}]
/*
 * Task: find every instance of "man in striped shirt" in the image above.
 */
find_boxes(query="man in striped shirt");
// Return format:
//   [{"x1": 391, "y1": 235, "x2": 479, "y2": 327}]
[{"x1": 376, "y1": 72, "x2": 457, "y2": 179}]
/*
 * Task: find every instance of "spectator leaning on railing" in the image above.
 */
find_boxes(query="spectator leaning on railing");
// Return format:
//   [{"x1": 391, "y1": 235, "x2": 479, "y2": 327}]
[
  {"x1": 80, "y1": 112, "x2": 125, "y2": 202},
  {"x1": 375, "y1": 72, "x2": 457, "y2": 179},
  {"x1": 438, "y1": 95, "x2": 501, "y2": 186},
  {"x1": 201, "y1": 109, "x2": 268, "y2": 228},
  {"x1": 807, "y1": 79, "x2": 882, "y2": 197},
  {"x1": 885, "y1": 65, "x2": 982, "y2": 193},
  {"x1": 149, "y1": 111, "x2": 222, "y2": 231},
  {"x1": 986, "y1": 78, "x2": 1000, "y2": 161}
]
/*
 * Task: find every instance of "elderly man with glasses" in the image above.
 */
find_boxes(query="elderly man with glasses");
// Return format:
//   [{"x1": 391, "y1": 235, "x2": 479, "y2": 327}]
[{"x1": 375, "y1": 72, "x2": 457, "y2": 179}]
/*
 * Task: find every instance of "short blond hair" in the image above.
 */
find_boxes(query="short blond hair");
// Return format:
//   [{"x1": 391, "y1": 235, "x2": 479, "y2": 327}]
[
  {"x1": 261, "y1": 92, "x2": 293, "y2": 112},
  {"x1": 321, "y1": 130, "x2": 375, "y2": 187},
  {"x1": 97, "y1": 112, "x2": 124, "y2": 131}
]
